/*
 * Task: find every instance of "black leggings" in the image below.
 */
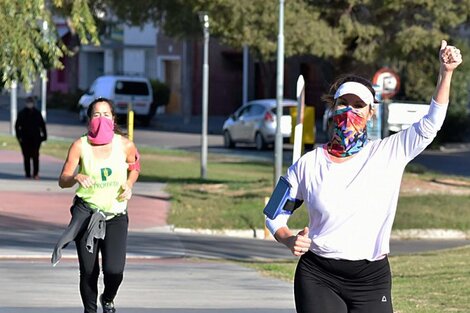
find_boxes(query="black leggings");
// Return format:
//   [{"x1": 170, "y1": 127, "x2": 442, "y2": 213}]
[
  {"x1": 294, "y1": 251, "x2": 393, "y2": 313},
  {"x1": 75, "y1": 214, "x2": 128, "y2": 313}
]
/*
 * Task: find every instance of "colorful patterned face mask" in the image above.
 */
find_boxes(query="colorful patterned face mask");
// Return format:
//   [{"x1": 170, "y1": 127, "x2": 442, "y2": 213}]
[{"x1": 327, "y1": 107, "x2": 368, "y2": 157}]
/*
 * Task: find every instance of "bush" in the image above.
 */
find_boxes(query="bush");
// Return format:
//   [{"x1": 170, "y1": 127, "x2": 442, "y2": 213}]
[
  {"x1": 435, "y1": 111, "x2": 470, "y2": 144},
  {"x1": 150, "y1": 79, "x2": 171, "y2": 107},
  {"x1": 47, "y1": 89, "x2": 84, "y2": 111}
]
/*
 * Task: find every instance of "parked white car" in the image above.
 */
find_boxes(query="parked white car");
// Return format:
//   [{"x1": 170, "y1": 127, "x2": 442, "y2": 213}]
[
  {"x1": 222, "y1": 99, "x2": 297, "y2": 150},
  {"x1": 78, "y1": 75, "x2": 154, "y2": 125},
  {"x1": 386, "y1": 101, "x2": 429, "y2": 132}
]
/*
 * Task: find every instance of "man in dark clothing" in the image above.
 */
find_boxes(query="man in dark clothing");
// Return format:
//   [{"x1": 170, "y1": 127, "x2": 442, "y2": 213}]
[{"x1": 15, "y1": 97, "x2": 47, "y2": 179}]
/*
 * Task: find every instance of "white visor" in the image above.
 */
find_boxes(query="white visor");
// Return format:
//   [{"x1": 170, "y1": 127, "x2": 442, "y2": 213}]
[{"x1": 334, "y1": 81, "x2": 375, "y2": 105}]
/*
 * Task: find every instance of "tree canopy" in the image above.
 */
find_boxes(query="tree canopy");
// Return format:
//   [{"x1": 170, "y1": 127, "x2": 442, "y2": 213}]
[
  {"x1": 101, "y1": 0, "x2": 470, "y2": 110},
  {"x1": 0, "y1": 0, "x2": 99, "y2": 91},
  {"x1": 5, "y1": 1, "x2": 468, "y2": 111}
]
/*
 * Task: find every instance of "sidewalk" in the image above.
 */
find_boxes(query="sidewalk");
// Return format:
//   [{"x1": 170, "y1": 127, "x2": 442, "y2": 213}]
[{"x1": 0, "y1": 149, "x2": 170, "y2": 232}]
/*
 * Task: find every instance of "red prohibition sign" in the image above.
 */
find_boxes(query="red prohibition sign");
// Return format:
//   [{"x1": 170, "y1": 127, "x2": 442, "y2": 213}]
[{"x1": 372, "y1": 68, "x2": 400, "y2": 100}]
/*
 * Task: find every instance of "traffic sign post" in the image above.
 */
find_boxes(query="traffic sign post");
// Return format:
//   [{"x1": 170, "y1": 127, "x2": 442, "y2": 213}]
[{"x1": 292, "y1": 75, "x2": 305, "y2": 164}]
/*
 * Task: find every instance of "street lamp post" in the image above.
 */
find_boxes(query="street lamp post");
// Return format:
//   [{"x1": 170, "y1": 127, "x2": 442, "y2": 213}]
[
  {"x1": 41, "y1": 70, "x2": 47, "y2": 121},
  {"x1": 274, "y1": 0, "x2": 285, "y2": 184},
  {"x1": 41, "y1": 20, "x2": 48, "y2": 121},
  {"x1": 200, "y1": 13, "x2": 210, "y2": 179}
]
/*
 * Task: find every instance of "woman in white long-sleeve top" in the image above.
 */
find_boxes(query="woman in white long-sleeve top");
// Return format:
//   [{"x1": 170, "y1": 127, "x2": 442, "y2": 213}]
[{"x1": 265, "y1": 40, "x2": 462, "y2": 313}]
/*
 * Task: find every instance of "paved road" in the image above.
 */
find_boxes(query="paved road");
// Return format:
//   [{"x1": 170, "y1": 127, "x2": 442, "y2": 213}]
[
  {"x1": 0, "y1": 259, "x2": 297, "y2": 313},
  {"x1": 413, "y1": 145, "x2": 470, "y2": 177}
]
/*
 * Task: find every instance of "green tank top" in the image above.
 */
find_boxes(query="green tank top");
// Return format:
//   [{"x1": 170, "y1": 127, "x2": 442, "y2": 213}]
[{"x1": 76, "y1": 134, "x2": 128, "y2": 216}]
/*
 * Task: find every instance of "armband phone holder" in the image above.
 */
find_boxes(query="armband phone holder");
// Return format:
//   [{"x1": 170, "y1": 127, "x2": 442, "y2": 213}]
[{"x1": 263, "y1": 176, "x2": 303, "y2": 219}]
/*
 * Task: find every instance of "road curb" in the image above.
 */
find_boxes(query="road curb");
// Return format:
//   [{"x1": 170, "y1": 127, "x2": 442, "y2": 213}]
[
  {"x1": 173, "y1": 227, "x2": 470, "y2": 240},
  {"x1": 439, "y1": 143, "x2": 470, "y2": 153},
  {"x1": 391, "y1": 229, "x2": 470, "y2": 240}
]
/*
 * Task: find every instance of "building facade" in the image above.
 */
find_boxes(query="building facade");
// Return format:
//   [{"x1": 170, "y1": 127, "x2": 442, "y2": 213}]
[{"x1": 48, "y1": 19, "x2": 330, "y2": 121}]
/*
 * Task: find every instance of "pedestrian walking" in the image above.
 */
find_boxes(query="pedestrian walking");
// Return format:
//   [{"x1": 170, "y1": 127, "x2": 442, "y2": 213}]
[
  {"x1": 15, "y1": 96, "x2": 47, "y2": 179},
  {"x1": 53, "y1": 97, "x2": 140, "y2": 313},
  {"x1": 265, "y1": 40, "x2": 462, "y2": 313}
]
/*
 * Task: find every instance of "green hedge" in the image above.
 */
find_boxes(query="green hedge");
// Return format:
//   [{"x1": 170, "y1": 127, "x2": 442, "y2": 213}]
[
  {"x1": 47, "y1": 89, "x2": 84, "y2": 111},
  {"x1": 150, "y1": 79, "x2": 171, "y2": 107}
]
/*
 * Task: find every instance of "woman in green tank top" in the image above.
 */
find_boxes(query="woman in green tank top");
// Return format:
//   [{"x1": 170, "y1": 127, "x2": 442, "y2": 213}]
[{"x1": 58, "y1": 98, "x2": 140, "y2": 313}]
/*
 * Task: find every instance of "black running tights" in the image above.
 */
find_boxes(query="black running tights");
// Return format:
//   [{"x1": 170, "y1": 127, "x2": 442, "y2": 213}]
[
  {"x1": 75, "y1": 214, "x2": 128, "y2": 313},
  {"x1": 294, "y1": 251, "x2": 393, "y2": 313}
]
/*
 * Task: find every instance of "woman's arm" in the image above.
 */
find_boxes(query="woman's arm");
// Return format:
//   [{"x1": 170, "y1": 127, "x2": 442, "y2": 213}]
[
  {"x1": 58, "y1": 139, "x2": 82, "y2": 188},
  {"x1": 433, "y1": 40, "x2": 463, "y2": 105},
  {"x1": 117, "y1": 137, "x2": 140, "y2": 201},
  {"x1": 124, "y1": 139, "x2": 139, "y2": 188},
  {"x1": 380, "y1": 40, "x2": 463, "y2": 162}
]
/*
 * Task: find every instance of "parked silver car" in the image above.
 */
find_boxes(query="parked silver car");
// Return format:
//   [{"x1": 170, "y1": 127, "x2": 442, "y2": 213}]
[{"x1": 222, "y1": 99, "x2": 297, "y2": 150}]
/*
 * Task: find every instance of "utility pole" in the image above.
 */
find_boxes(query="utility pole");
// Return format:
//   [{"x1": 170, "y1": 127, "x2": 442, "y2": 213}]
[
  {"x1": 10, "y1": 81, "x2": 17, "y2": 136},
  {"x1": 242, "y1": 45, "x2": 249, "y2": 106},
  {"x1": 274, "y1": 0, "x2": 285, "y2": 184},
  {"x1": 200, "y1": 12, "x2": 210, "y2": 179}
]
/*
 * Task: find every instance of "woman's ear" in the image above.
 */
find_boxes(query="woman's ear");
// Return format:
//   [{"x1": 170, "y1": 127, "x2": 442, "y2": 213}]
[{"x1": 368, "y1": 105, "x2": 376, "y2": 120}]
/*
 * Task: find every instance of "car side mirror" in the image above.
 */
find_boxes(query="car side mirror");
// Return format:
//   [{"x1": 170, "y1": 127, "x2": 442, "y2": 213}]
[{"x1": 231, "y1": 113, "x2": 237, "y2": 120}]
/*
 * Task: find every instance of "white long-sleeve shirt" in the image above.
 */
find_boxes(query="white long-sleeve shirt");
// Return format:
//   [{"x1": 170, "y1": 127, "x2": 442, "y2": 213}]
[{"x1": 266, "y1": 99, "x2": 447, "y2": 261}]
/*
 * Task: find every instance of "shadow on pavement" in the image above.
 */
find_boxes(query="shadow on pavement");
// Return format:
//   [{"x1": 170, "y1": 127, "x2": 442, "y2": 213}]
[{"x1": 0, "y1": 309, "x2": 294, "y2": 313}]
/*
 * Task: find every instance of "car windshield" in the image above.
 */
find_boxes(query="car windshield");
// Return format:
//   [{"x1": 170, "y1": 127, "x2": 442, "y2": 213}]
[{"x1": 115, "y1": 81, "x2": 149, "y2": 95}]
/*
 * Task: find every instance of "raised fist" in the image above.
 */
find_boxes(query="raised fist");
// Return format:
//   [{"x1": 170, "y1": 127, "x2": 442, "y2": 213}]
[{"x1": 440, "y1": 40, "x2": 462, "y2": 71}]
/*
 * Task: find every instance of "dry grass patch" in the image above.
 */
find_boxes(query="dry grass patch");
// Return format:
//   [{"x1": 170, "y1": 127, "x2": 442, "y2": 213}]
[
  {"x1": 183, "y1": 183, "x2": 272, "y2": 198},
  {"x1": 400, "y1": 173, "x2": 470, "y2": 196}
]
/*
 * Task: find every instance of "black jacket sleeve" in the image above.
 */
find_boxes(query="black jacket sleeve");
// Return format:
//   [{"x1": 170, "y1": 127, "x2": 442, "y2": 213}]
[{"x1": 15, "y1": 111, "x2": 24, "y2": 141}]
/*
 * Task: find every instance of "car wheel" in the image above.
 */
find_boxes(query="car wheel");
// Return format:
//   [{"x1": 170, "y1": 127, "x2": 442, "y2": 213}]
[
  {"x1": 116, "y1": 114, "x2": 128, "y2": 126},
  {"x1": 223, "y1": 131, "x2": 235, "y2": 148},
  {"x1": 255, "y1": 132, "x2": 266, "y2": 151},
  {"x1": 79, "y1": 106, "x2": 87, "y2": 123},
  {"x1": 148, "y1": 101, "x2": 158, "y2": 118},
  {"x1": 140, "y1": 115, "x2": 151, "y2": 127}
]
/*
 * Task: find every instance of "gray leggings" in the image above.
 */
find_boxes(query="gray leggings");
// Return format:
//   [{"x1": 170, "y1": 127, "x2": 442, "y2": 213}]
[
  {"x1": 294, "y1": 251, "x2": 393, "y2": 313},
  {"x1": 75, "y1": 214, "x2": 128, "y2": 313}
]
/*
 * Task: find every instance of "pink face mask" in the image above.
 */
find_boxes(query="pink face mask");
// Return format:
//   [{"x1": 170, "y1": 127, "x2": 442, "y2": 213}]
[{"x1": 88, "y1": 117, "x2": 115, "y2": 144}]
